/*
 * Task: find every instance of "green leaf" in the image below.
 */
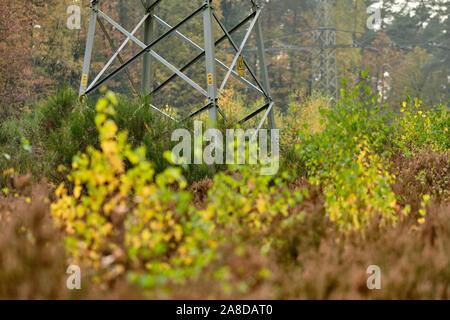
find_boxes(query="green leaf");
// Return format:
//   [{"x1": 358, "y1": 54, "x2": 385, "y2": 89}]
[
  {"x1": 361, "y1": 70, "x2": 368, "y2": 79},
  {"x1": 21, "y1": 138, "x2": 32, "y2": 152}
]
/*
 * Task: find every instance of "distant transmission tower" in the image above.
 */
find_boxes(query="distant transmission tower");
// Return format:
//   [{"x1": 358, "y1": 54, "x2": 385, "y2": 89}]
[
  {"x1": 79, "y1": 0, "x2": 276, "y2": 130},
  {"x1": 311, "y1": 0, "x2": 338, "y2": 100}
]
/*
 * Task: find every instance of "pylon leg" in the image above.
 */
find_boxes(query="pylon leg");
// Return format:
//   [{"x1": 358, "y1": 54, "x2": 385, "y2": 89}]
[
  {"x1": 142, "y1": 6, "x2": 154, "y2": 95},
  {"x1": 79, "y1": 1, "x2": 99, "y2": 96},
  {"x1": 203, "y1": 0, "x2": 218, "y2": 123},
  {"x1": 254, "y1": 3, "x2": 276, "y2": 130}
]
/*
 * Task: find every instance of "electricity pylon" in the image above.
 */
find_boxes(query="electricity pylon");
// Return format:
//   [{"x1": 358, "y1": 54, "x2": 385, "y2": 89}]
[
  {"x1": 311, "y1": 0, "x2": 338, "y2": 100},
  {"x1": 79, "y1": 0, "x2": 276, "y2": 130}
]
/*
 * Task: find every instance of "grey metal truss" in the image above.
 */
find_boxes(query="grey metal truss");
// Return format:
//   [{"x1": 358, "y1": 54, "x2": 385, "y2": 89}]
[
  {"x1": 311, "y1": 0, "x2": 338, "y2": 101},
  {"x1": 79, "y1": 0, "x2": 276, "y2": 130}
]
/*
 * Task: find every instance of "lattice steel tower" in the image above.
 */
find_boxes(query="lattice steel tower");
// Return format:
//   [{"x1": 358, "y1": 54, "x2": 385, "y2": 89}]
[
  {"x1": 311, "y1": 0, "x2": 338, "y2": 100},
  {"x1": 79, "y1": 0, "x2": 276, "y2": 130}
]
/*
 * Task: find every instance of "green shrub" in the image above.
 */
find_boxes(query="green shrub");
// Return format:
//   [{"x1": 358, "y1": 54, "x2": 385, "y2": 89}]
[
  {"x1": 205, "y1": 164, "x2": 306, "y2": 251},
  {"x1": 393, "y1": 97, "x2": 449, "y2": 155},
  {"x1": 51, "y1": 91, "x2": 216, "y2": 289},
  {"x1": 296, "y1": 77, "x2": 403, "y2": 234},
  {"x1": 0, "y1": 112, "x2": 43, "y2": 185},
  {"x1": 38, "y1": 86, "x2": 78, "y2": 134},
  {"x1": 1, "y1": 87, "x2": 215, "y2": 184}
]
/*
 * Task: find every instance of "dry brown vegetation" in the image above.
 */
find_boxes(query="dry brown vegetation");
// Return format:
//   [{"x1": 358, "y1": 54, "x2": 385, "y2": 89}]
[
  {"x1": 168, "y1": 167, "x2": 450, "y2": 299},
  {"x1": 0, "y1": 176, "x2": 143, "y2": 299},
  {"x1": 1, "y1": 150, "x2": 449, "y2": 299}
]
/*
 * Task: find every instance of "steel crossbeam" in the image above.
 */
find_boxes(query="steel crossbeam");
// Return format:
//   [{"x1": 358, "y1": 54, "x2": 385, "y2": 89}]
[{"x1": 79, "y1": 0, "x2": 276, "y2": 130}]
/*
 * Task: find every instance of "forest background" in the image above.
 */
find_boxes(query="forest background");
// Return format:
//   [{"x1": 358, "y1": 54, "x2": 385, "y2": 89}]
[{"x1": 0, "y1": 0, "x2": 448, "y2": 120}]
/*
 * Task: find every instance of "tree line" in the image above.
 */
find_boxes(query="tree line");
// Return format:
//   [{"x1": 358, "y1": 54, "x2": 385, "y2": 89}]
[{"x1": 0, "y1": 0, "x2": 448, "y2": 120}]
